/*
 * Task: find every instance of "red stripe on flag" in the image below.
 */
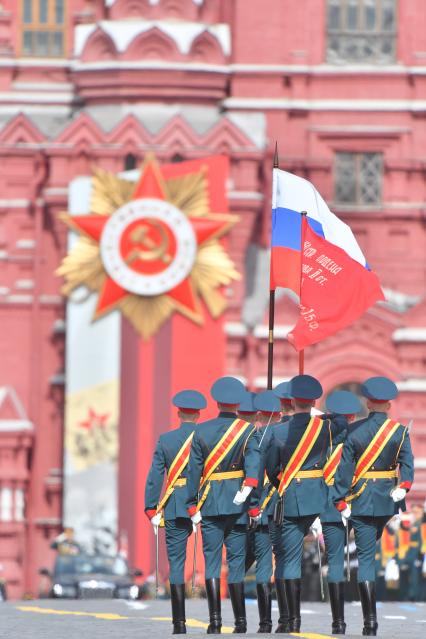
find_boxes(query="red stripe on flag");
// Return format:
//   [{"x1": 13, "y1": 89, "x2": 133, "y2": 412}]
[{"x1": 270, "y1": 246, "x2": 301, "y2": 293}]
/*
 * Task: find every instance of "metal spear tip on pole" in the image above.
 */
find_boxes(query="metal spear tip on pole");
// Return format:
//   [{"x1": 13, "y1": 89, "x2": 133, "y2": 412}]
[{"x1": 273, "y1": 142, "x2": 279, "y2": 168}]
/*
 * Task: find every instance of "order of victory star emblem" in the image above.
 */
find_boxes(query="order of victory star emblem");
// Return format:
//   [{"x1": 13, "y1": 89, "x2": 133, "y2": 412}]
[
  {"x1": 100, "y1": 198, "x2": 197, "y2": 297},
  {"x1": 57, "y1": 156, "x2": 240, "y2": 339}
]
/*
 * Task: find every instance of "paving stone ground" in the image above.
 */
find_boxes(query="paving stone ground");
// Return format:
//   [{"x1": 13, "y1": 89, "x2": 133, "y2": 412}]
[{"x1": 0, "y1": 597, "x2": 425, "y2": 639}]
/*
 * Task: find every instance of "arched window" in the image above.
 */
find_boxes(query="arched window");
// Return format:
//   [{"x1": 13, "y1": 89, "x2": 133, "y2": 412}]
[
  {"x1": 124, "y1": 153, "x2": 137, "y2": 171},
  {"x1": 22, "y1": 0, "x2": 66, "y2": 57}
]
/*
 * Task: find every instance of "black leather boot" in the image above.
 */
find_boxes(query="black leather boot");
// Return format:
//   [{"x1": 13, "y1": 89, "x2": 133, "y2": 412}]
[
  {"x1": 329, "y1": 582, "x2": 346, "y2": 635},
  {"x1": 256, "y1": 583, "x2": 272, "y2": 633},
  {"x1": 206, "y1": 578, "x2": 222, "y2": 634},
  {"x1": 170, "y1": 584, "x2": 186, "y2": 634},
  {"x1": 229, "y1": 582, "x2": 247, "y2": 633},
  {"x1": 274, "y1": 579, "x2": 289, "y2": 633},
  {"x1": 358, "y1": 581, "x2": 378, "y2": 636},
  {"x1": 284, "y1": 579, "x2": 301, "y2": 633}
]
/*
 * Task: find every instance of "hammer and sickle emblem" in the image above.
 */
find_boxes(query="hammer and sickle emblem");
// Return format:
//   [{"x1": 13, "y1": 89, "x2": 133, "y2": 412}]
[{"x1": 125, "y1": 220, "x2": 172, "y2": 266}]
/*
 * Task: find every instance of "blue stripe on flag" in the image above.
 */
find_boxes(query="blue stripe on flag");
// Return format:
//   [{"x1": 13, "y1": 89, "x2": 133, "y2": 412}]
[
  {"x1": 271, "y1": 207, "x2": 324, "y2": 251},
  {"x1": 307, "y1": 217, "x2": 325, "y2": 238}
]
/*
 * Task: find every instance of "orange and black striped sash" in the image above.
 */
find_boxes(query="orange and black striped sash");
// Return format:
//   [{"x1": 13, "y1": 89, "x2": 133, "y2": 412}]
[
  {"x1": 352, "y1": 419, "x2": 401, "y2": 487},
  {"x1": 156, "y1": 432, "x2": 194, "y2": 513},
  {"x1": 277, "y1": 417, "x2": 323, "y2": 497},
  {"x1": 323, "y1": 443, "x2": 344, "y2": 486},
  {"x1": 199, "y1": 419, "x2": 253, "y2": 490}
]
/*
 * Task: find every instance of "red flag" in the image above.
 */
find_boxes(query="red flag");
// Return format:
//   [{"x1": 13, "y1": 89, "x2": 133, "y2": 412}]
[{"x1": 287, "y1": 218, "x2": 385, "y2": 351}]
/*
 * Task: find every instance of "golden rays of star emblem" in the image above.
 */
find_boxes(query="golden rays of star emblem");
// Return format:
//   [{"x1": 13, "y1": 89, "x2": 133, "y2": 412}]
[{"x1": 56, "y1": 156, "x2": 240, "y2": 339}]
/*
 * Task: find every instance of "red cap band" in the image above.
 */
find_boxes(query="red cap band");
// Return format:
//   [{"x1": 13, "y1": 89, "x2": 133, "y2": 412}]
[{"x1": 177, "y1": 408, "x2": 200, "y2": 414}]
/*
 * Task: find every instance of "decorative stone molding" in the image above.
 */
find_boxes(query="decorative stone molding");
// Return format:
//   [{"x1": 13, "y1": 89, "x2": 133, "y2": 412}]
[
  {"x1": 81, "y1": 28, "x2": 118, "y2": 62},
  {"x1": 75, "y1": 19, "x2": 231, "y2": 59}
]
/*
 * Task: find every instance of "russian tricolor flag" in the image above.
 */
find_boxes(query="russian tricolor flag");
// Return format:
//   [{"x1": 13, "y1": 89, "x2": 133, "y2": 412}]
[{"x1": 270, "y1": 169, "x2": 385, "y2": 351}]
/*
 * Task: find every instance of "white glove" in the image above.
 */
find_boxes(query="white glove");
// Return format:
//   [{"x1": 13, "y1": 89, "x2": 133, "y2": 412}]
[
  {"x1": 233, "y1": 485, "x2": 253, "y2": 505},
  {"x1": 191, "y1": 510, "x2": 202, "y2": 528},
  {"x1": 390, "y1": 487, "x2": 407, "y2": 503},
  {"x1": 340, "y1": 506, "x2": 351, "y2": 527},
  {"x1": 150, "y1": 512, "x2": 162, "y2": 533},
  {"x1": 310, "y1": 517, "x2": 322, "y2": 538}
]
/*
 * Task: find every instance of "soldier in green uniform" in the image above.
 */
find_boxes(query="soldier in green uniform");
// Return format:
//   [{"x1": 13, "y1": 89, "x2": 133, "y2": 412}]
[
  {"x1": 271, "y1": 381, "x2": 294, "y2": 633},
  {"x1": 144, "y1": 389, "x2": 207, "y2": 634},
  {"x1": 331, "y1": 377, "x2": 415, "y2": 636},
  {"x1": 186, "y1": 377, "x2": 260, "y2": 634},
  {"x1": 318, "y1": 390, "x2": 362, "y2": 635},
  {"x1": 245, "y1": 390, "x2": 282, "y2": 633},
  {"x1": 262, "y1": 374, "x2": 344, "y2": 633},
  {"x1": 248, "y1": 382, "x2": 295, "y2": 633}
]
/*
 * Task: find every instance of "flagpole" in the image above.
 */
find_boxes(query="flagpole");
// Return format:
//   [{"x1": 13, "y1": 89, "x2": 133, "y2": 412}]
[
  {"x1": 299, "y1": 211, "x2": 307, "y2": 375},
  {"x1": 267, "y1": 143, "x2": 279, "y2": 390}
]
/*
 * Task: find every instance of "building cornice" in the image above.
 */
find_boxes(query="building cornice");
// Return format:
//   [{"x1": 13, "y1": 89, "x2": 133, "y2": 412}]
[
  {"x1": 393, "y1": 328, "x2": 426, "y2": 342},
  {"x1": 222, "y1": 98, "x2": 426, "y2": 112}
]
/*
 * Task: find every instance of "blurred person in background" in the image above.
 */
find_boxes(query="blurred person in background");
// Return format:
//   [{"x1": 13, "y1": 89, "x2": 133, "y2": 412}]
[
  {"x1": 398, "y1": 504, "x2": 425, "y2": 601},
  {"x1": 50, "y1": 527, "x2": 82, "y2": 555},
  {"x1": 0, "y1": 564, "x2": 6, "y2": 601}
]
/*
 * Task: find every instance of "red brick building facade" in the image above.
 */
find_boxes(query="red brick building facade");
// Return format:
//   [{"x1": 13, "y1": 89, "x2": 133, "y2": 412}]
[{"x1": 0, "y1": 0, "x2": 425, "y2": 596}]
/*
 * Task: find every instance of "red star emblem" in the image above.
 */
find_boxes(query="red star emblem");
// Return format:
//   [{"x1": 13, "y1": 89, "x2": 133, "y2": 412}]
[
  {"x1": 79, "y1": 407, "x2": 110, "y2": 431},
  {"x1": 66, "y1": 159, "x2": 233, "y2": 322}
]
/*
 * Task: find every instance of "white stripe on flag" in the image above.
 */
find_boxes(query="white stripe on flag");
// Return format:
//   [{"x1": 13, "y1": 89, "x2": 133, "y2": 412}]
[{"x1": 273, "y1": 169, "x2": 367, "y2": 268}]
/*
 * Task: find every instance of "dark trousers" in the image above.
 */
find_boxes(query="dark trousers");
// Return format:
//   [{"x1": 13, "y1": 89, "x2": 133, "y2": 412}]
[
  {"x1": 202, "y1": 515, "x2": 247, "y2": 583},
  {"x1": 269, "y1": 516, "x2": 285, "y2": 580},
  {"x1": 352, "y1": 515, "x2": 389, "y2": 582},
  {"x1": 165, "y1": 518, "x2": 193, "y2": 584},
  {"x1": 245, "y1": 525, "x2": 273, "y2": 583},
  {"x1": 323, "y1": 521, "x2": 346, "y2": 583},
  {"x1": 281, "y1": 515, "x2": 317, "y2": 579}
]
